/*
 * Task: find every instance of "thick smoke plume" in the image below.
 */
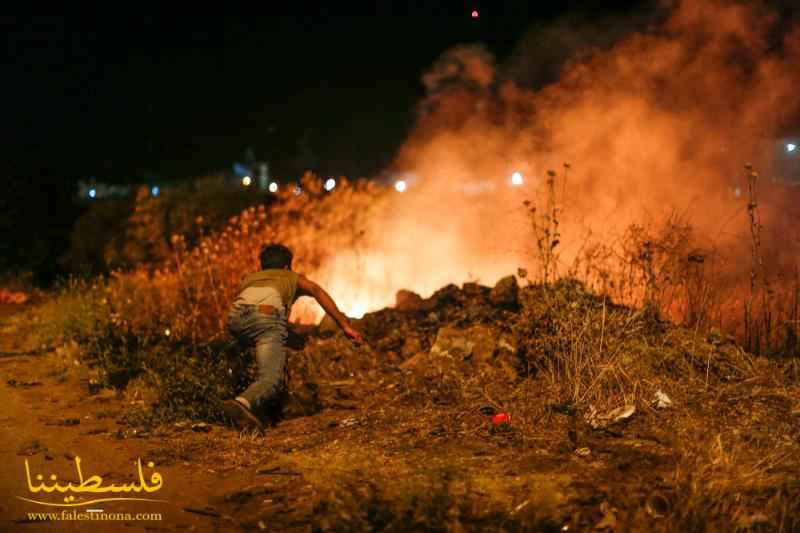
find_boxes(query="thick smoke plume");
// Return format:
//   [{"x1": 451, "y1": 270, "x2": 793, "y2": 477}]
[{"x1": 316, "y1": 0, "x2": 800, "y2": 324}]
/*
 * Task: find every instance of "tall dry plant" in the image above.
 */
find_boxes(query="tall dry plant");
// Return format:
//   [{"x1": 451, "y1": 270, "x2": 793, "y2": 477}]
[
  {"x1": 744, "y1": 164, "x2": 775, "y2": 355},
  {"x1": 525, "y1": 166, "x2": 565, "y2": 285}
]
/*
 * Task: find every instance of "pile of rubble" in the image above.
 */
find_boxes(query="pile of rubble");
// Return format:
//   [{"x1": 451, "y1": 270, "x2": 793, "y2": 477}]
[
  {"x1": 283, "y1": 272, "x2": 764, "y2": 420},
  {"x1": 283, "y1": 275, "x2": 533, "y2": 415}
]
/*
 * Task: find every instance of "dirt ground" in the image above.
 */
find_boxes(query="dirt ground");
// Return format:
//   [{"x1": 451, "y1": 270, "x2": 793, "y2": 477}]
[{"x1": 1, "y1": 297, "x2": 799, "y2": 532}]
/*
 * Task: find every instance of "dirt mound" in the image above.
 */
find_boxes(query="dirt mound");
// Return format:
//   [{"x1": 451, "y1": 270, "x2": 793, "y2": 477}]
[{"x1": 288, "y1": 276, "x2": 767, "y2": 418}]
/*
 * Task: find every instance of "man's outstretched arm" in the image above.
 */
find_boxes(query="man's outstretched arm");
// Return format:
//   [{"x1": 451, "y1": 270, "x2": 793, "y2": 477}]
[{"x1": 297, "y1": 274, "x2": 364, "y2": 344}]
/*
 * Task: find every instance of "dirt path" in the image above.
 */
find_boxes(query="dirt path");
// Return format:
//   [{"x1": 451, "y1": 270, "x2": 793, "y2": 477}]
[{"x1": 0, "y1": 305, "x2": 252, "y2": 531}]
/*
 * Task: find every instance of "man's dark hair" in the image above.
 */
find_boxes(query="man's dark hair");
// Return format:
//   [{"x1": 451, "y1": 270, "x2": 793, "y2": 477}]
[{"x1": 260, "y1": 244, "x2": 293, "y2": 270}]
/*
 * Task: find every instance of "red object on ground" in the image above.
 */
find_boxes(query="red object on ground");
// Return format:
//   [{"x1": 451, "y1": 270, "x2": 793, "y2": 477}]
[
  {"x1": 491, "y1": 413, "x2": 511, "y2": 425},
  {"x1": 0, "y1": 290, "x2": 27, "y2": 304}
]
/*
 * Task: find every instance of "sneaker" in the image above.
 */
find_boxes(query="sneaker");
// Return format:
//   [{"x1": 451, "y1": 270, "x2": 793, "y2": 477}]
[{"x1": 221, "y1": 399, "x2": 264, "y2": 431}]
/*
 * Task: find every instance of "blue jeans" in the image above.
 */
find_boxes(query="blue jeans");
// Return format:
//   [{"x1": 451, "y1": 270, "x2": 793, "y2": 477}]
[{"x1": 227, "y1": 304, "x2": 288, "y2": 412}]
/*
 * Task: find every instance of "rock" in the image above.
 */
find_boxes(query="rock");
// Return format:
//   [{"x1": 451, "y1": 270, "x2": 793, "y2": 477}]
[
  {"x1": 429, "y1": 326, "x2": 475, "y2": 359},
  {"x1": 461, "y1": 282, "x2": 489, "y2": 297},
  {"x1": 375, "y1": 335, "x2": 404, "y2": 353},
  {"x1": 490, "y1": 275, "x2": 519, "y2": 309},
  {"x1": 399, "y1": 351, "x2": 426, "y2": 370},
  {"x1": 468, "y1": 325, "x2": 497, "y2": 363},
  {"x1": 401, "y1": 336, "x2": 423, "y2": 358},
  {"x1": 402, "y1": 325, "x2": 499, "y2": 370},
  {"x1": 395, "y1": 289, "x2": 425, "y2": 311},
  {"x1": 429, "y1": 284, "x2": 460, "y2": 307}
]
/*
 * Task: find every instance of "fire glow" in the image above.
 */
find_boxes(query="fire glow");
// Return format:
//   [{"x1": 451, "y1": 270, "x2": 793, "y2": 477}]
[{"x1": 293, "y1": 0, "x2": 800, "y2": 334}]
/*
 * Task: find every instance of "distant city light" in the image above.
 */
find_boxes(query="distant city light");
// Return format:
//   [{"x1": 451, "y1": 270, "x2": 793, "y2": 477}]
[
  {"x1": 787, "y1": 143, "x2": 797, "y2": 153},
  {"x1": 242, "y1": 176, "x2": 252, "y2": 186},
  {"x1": 471, "y1": 9, "x2": 479, "y2": 18},
  {"x1": 324, "y1": 178, "x2": 336, "y2": 191},
  {"x1": 151, "y1": 186, "x2": 160, "y2": 196},
  {"x1": 511, "y1": 171, "x2": 524, "y2": 186},
  {"x1": 293, "y1": 185, "x2": 302, "y2": 196},
  {"x1": 394, "y1": 180, "x2": 407, "y2": 193},
  {"x1": 88, "y1": 188, "x2": 97, "y2": 199},
  {"x1": 268, "y1": 182, "x2": 278, "y2": 193}
]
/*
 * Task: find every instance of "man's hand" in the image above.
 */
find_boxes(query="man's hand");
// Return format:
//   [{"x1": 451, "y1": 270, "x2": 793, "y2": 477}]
[
  {"x1": 343, "y1": 324, "x2": 365, "y2": 345},
  {"x1": 297, "y1": 274, "x2": 366, "y2": 345}
]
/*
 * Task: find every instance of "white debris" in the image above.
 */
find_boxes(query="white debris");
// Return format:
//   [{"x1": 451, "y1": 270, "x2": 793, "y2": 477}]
[
  {"x1": 585, "y1": 404, "x2": 636, "y2": 429},
  {"x1": 653, "y1": 390, "x2": 673, "y2": 409},
  {"x1": 607, "y1": 404, "x2": 636, "y2": 423}
]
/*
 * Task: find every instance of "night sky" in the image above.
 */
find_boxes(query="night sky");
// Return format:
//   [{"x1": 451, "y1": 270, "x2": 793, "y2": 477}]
[
  {"x1": 2, "y1": 2, "x2": 657, "y2": 279},
  {"x1": 3, "y1": 2, "x2": 649, "y2": 185}
]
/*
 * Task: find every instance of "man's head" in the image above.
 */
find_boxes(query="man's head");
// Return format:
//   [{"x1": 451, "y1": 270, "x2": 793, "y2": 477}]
[{"x1": 260, "y1": 244, "x2": 293, "y2": 270}]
